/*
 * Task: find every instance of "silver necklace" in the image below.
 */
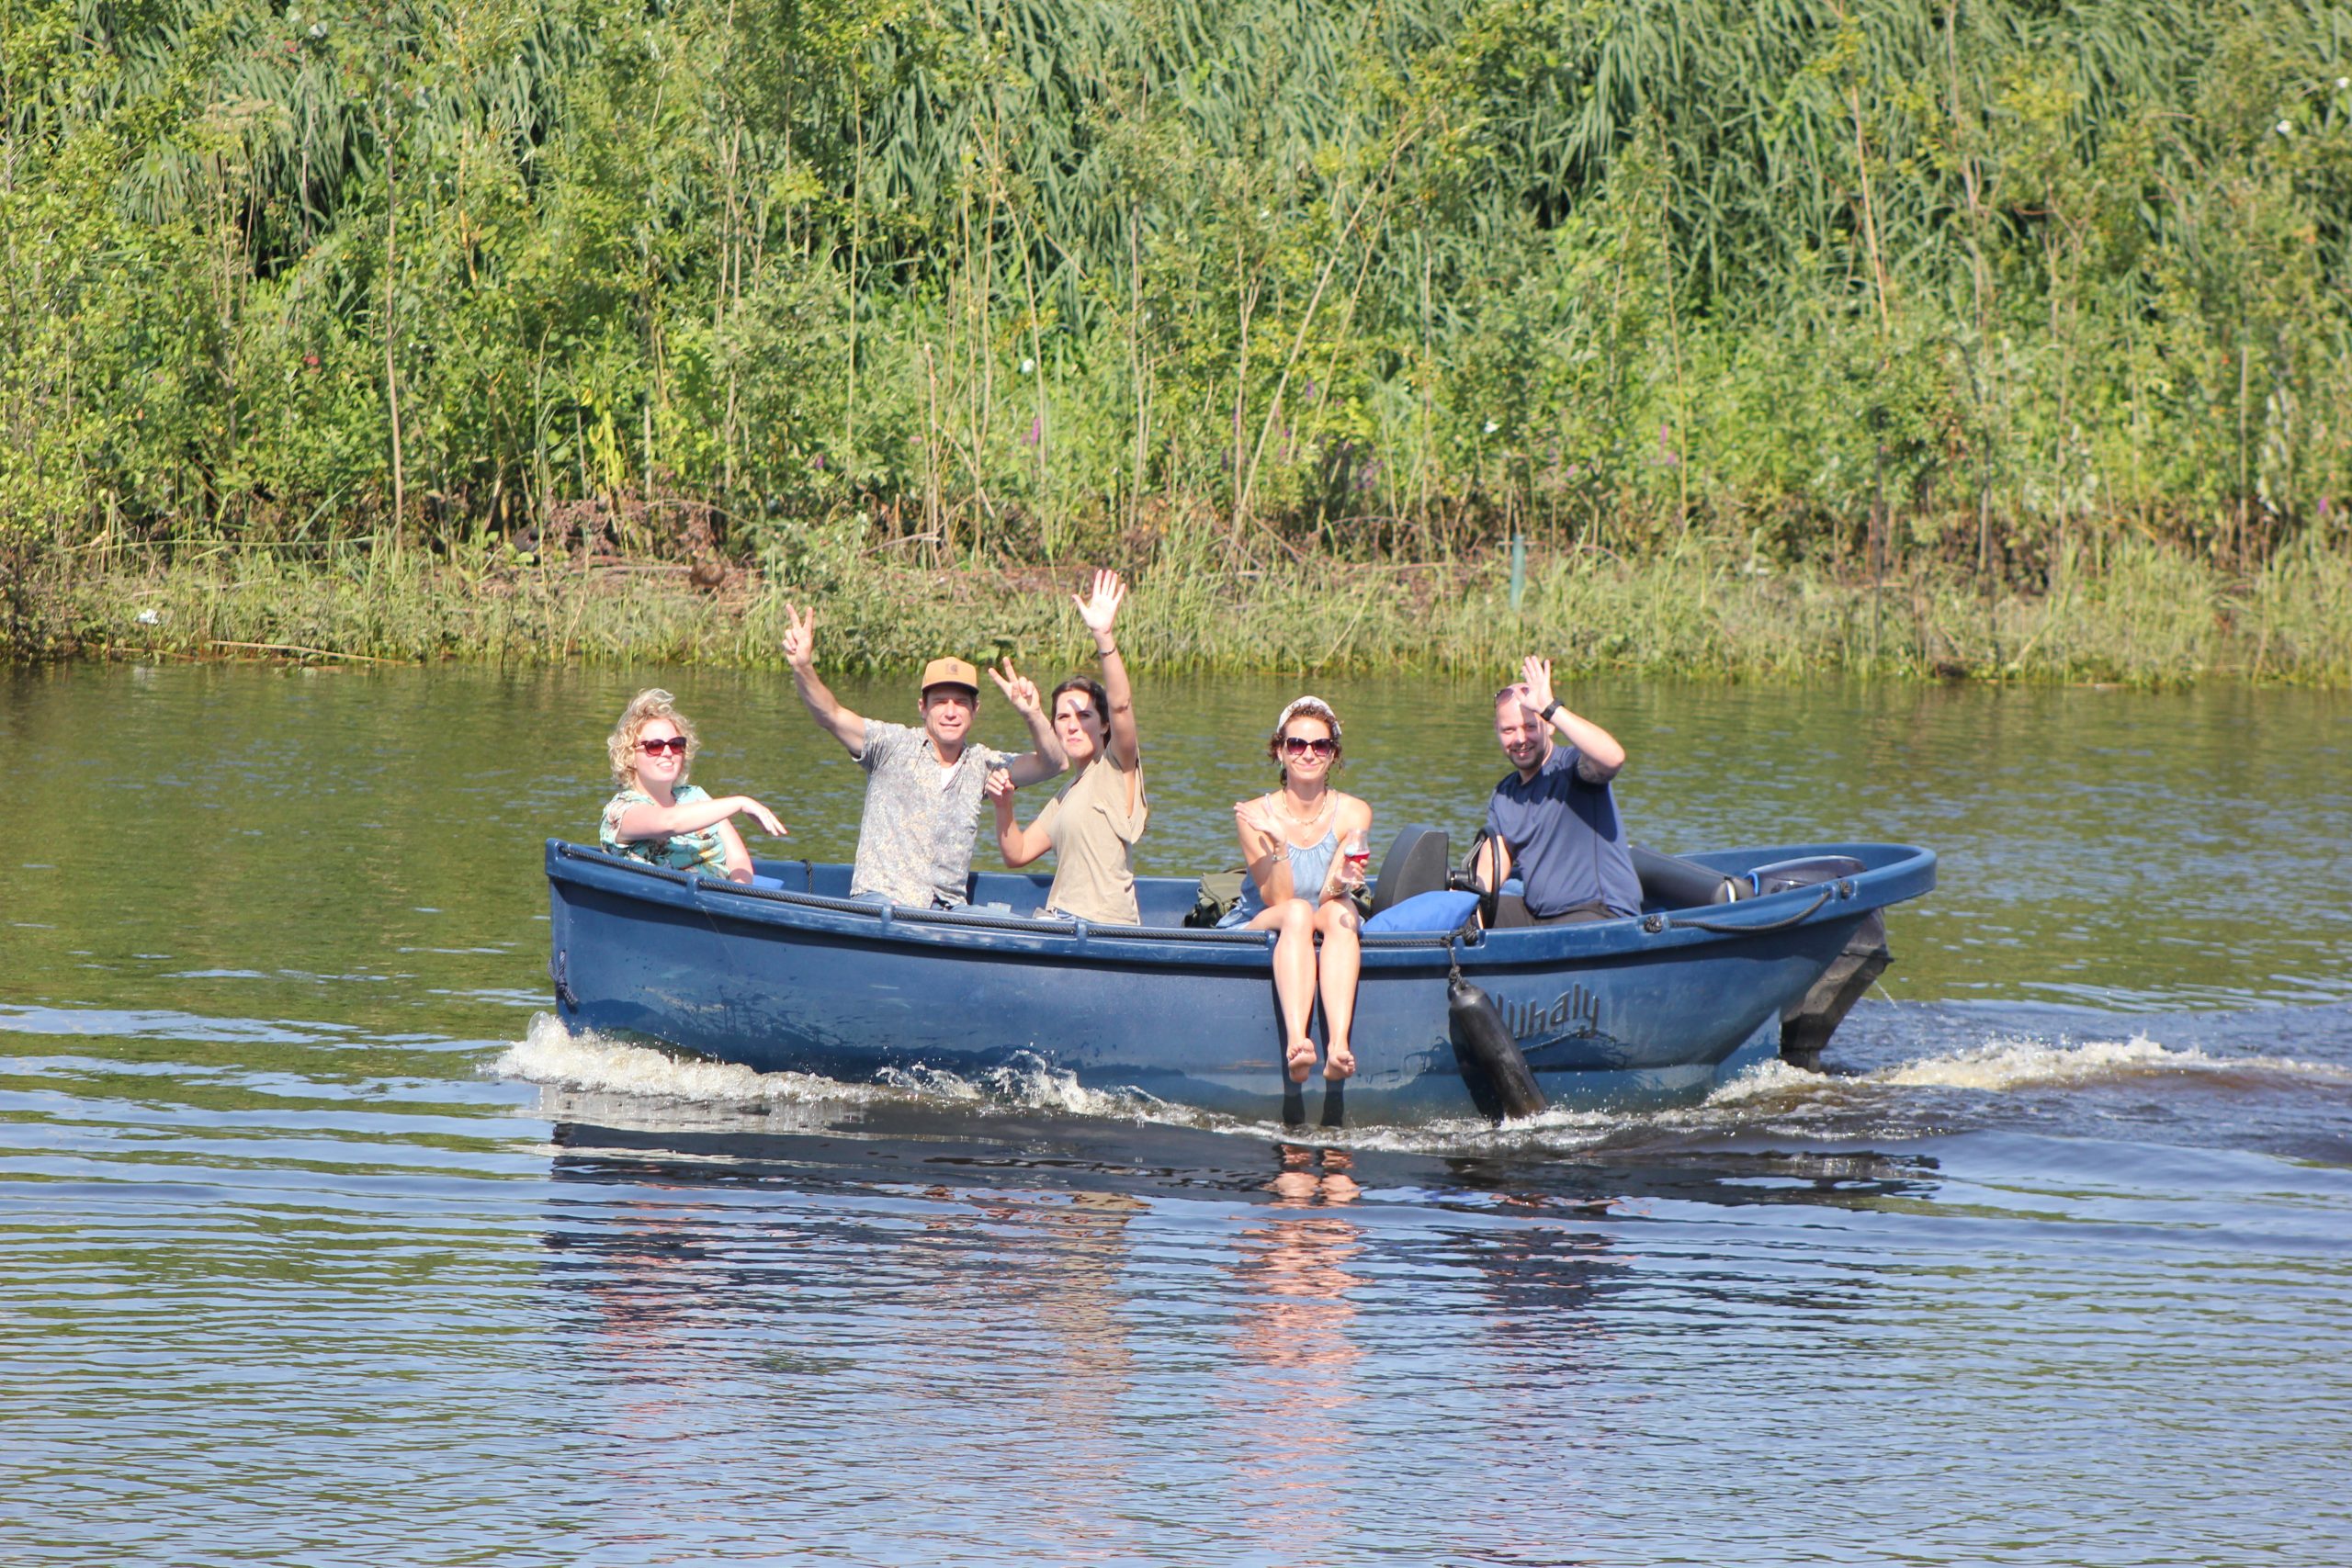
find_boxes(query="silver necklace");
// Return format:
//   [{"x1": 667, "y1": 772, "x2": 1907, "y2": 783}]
[{"x1": 1274, "y1": 790, "x2": 1332, "y2": 829}]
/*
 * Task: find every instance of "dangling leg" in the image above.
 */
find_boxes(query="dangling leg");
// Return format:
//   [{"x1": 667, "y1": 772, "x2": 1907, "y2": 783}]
[
  {"x1": 1313, "y1": 898, "x2": 1363, "y2": 1080},
  {"x1": 1250, "y1": 899, "x2": 1320, "y2": 1081}
]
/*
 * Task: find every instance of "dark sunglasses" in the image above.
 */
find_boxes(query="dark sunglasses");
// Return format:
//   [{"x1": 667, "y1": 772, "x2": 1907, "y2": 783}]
[
  {"x1": 636, "y1": 736, "x2": 689, "y2": 757},
  {"x1": 1282, "y1": 736, "x2": 1338, "y2": 758}
]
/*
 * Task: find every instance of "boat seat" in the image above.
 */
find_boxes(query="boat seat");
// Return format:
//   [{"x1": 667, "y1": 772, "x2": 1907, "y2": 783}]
[
  {"x1": 1630, "y1": 843, "x2": 1742, "y2": 908},
  {"x1": 1369, "y1": 824, "x2": 1451, "y2": 915},
  {"x1": 1363, "y1": 888, "x2": 1482, "y2": 932}
]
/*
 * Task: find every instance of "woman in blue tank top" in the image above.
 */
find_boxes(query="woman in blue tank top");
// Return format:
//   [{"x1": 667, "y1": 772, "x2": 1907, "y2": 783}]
[{"x1": 1222, "y1": 696, "x2": 1374, "y2": 1084}]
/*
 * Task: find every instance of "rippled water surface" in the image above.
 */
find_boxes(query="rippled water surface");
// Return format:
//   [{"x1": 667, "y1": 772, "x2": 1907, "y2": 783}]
[{"x1": 5, "y1": 664, "x2": 2350, "y2": 1565}]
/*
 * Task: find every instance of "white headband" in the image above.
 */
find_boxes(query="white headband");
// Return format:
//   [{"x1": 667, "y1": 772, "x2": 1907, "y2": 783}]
[{"x1": 1274, "y1": 695, "x2": 1341, "y2": 740}]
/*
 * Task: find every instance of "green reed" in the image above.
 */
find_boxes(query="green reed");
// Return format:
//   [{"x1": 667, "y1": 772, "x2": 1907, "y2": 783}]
[{"x1": 40, "y1": 527, "x2": 2351, "y2": 686}]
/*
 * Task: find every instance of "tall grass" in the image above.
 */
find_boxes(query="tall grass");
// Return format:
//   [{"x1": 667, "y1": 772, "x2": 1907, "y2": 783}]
[{"x1": 43, "y1": 534, "x2": 2352, "y2": 685}]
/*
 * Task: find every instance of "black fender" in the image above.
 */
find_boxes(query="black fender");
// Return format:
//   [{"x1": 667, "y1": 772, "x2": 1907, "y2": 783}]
[{"x1": 1449, "y1": 974, "x2": 1548, "y2": 1122}]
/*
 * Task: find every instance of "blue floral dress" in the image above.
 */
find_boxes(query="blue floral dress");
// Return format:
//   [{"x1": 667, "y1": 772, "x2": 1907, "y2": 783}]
[{"x1": 600, "y1": 784, "x2": 729, "y2": 878}]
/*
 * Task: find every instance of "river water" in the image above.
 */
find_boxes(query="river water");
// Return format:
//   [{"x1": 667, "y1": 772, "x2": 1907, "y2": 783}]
[{"x1": 5, "y1": 664, "x2": 2349, "y2": 1565}]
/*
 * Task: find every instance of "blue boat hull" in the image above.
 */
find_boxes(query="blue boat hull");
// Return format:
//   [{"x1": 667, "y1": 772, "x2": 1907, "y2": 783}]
[{"x1": 545, "y1": 840, "x2": 1936, "y2": 1121}]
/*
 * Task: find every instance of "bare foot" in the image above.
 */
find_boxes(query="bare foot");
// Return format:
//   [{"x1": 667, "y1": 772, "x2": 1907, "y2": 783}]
[
  {"x1": 1323, "y1": 1039, "x2": 1355, "y2": 1081},
  {"x1": 1284, "y1": 1037, "x2": 1317, "y2": 1083}
]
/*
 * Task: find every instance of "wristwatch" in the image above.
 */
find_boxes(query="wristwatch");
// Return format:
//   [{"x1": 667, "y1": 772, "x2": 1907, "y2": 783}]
[{"x1": 1540, "y1": 700, "x2": 1561, "y2": 722}]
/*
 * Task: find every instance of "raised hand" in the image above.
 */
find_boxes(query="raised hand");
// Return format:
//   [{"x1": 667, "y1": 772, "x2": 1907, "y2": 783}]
[
  {"x1": 781, "y1": 603, "x2": 817, "y2": 671},
  {"x1": 1518, "y1": 653, "x2": 1555, "y2": 720},
  {"x1": 739, "y1": 798, "x2": 788, "y2": 837},
  {"x1": 989, "y1": 656, "x2": 1042, "y2": 716},
  {"x1": 1072, "y1": 569, "x2": 1127, "y2": 642},
  {"x1": 983, "y1": 767, "x2": 1016, "y2": 803},
  {"x1": 1074, "y1": 568, "x2": 1139, "y2": 773}
]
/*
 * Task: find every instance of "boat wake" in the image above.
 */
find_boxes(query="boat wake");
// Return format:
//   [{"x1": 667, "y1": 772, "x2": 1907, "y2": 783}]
[
  {"x1": 1252, "y1": 1030, "x2": 2352, "y2": 1155},
  {"x1": 1722, "y1": 1031, "x2": 2349, "y2": 1098},
  {"x1": 492, "y1": 1013, "x2": 875, "y2": 1110},
  {"x1": 492, "y1": 1014, "x2": 1204, "y2": 1127},
  {"x1": 1869, "y1": 1032, "x2": 2347, "y2": 1090},
  {"x1": 876, "y1": 1059, "x2": 1204, "y2": 1123},
  {"x1": 488, "y1": 1010, "x2": 2351, "y2": 1158}
]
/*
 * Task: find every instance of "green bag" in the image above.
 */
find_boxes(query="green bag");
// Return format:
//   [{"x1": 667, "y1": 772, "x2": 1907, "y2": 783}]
[{"x1": 1184, "y1": 866, "x2": 1250, "y2": 928}]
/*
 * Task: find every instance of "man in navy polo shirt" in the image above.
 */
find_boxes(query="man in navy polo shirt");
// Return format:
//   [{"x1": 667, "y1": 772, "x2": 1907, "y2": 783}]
[{"x1": 1474, "y1": 654, "x2": 1641, "y2": 925}]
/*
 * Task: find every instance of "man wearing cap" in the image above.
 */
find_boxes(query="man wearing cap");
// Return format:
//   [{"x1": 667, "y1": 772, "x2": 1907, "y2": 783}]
[
  {"x1": 781, "y1": 603, "x2": 1068, "y2": 908},
  {"x1": 1473, "y1": 653, "x2": 1641, "y2": 925}
]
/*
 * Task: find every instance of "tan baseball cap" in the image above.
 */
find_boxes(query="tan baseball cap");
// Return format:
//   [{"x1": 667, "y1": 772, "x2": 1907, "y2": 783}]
[{"x1": 920, "y1": 656, "x2": 981, "y2": 697}]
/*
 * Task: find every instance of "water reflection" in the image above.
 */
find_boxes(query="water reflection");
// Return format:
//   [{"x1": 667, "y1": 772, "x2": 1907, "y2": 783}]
[
  {"x1": 556, "y1": 1194, "x2": 729, "y2": 1526},
  {"x1": 1010, "y1": 1186, "x2": 1142, "y2": 1559},
  {"x1": 516, "y1": 1100, "x2": 2323, "y2": 1566},
  {"x1": 541, "y1": 1113, "x2": 1167, "y2": 1561},
  {"x1": 1226, "y1": 1145, "x2": 1364, "y2": 1558}
]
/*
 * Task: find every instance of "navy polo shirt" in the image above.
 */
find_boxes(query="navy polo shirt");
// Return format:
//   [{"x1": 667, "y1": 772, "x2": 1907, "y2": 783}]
[{"x1": 1485, "y1": 744, "x2": 1642, "y2": 919}]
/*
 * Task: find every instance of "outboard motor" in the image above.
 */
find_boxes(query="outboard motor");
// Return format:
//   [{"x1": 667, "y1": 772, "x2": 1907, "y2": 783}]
[{"x1": 1747, "y1": 855, "x2": 1890, "y2": 1072}]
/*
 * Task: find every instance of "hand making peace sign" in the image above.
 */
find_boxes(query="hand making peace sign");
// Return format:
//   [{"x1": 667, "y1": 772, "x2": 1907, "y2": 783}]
[
  {"x1": 989, "y1": 656, "x2": 1042, "y2": 717},
  {"x1": 781, "y1": 603, "x2": 817, "y2": 671}
]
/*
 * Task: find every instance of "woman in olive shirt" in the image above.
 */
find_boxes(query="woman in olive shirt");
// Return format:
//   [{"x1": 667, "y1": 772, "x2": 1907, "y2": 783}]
[{"x1": 987, "y1": 570, "x2": 1147, "y2": 923}]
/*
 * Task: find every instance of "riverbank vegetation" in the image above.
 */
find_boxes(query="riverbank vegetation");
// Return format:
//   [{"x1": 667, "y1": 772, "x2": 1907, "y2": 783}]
[
  {"x1": 6, "y1": 0, "x2": 2349, "y2": 680},
  {"x1": 40, "y1": 532, "x2": 2351, "y2": 683}
]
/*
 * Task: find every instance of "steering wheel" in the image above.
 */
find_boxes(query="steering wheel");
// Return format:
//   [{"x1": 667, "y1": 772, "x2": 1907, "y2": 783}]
[{"x1": 1447, "y1": 829, "x2": 1501, "y2": 931}]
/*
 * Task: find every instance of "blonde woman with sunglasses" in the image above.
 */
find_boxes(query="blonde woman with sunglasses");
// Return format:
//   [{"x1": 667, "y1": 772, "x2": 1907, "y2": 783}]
[
  {"x1": 1221, "y1": 695, "x2": 1373, "y2": 1083},
  {"x1": 598, "y1": 688, "x2": 787, "y2": 883}
]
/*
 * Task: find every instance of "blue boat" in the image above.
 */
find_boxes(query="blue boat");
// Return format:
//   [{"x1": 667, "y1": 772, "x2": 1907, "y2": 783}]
[{"x1": 544, "y1": 836, "x2": 1935, "y2": 1122}]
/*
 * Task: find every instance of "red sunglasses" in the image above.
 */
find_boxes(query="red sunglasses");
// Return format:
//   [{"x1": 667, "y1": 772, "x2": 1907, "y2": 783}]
[{"x1": 637, "y1": 736, "x2": 689, "y2": 757}]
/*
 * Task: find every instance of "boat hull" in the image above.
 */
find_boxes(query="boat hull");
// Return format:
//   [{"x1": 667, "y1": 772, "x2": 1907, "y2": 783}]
[{"x1": 546, "y1": 840, "x2": 1935, "y2": 1121}]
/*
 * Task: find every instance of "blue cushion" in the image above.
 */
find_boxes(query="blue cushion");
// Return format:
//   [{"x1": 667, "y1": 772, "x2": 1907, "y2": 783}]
[{"x1": 1363, "y1": 889, "x2": 1482, "y2": 933}]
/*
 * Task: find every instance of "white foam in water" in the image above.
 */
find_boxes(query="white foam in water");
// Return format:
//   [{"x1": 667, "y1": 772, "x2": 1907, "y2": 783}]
[
  {"x1": 496, "y1": 1018, "x2": 1204, "y2": 1126},
  {"x1": 1330, "y1": 1102, "x2": 1627, "y2": 1156},
  {"x1": 875, "y1": 1063, "x2": 985, "y2": 1102},
  {"x1": 1710, "y1": 1032, "x2": 2349, "y2": 1101},
  {"x1": 492, "y1": 1013, "x2": 2346, "y2": 1153},
  {"x1": 1703, "y1": 1057, "x2": 1828, "y2": 1104},
  {"x1": 884, "y1": 1053, "x2": 1206, "y2": 1124},
  {"x1": 492, "y1": 1012, "x2": 873, "y2": 1108},
  {"x1": 1876, "y1": 1032, "x2": 2221, "y2": 1089},
  {"x1": 981, "y1": 1057, "x2": 1181, "y2": 1121}
]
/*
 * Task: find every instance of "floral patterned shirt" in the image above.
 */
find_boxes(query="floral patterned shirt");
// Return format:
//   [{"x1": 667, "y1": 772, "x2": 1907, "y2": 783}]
[
  {"x1": 600, "y1": 784, "x2": 729, "y2": 878},
  {"x1": 849, "y1": 721, "x2": 1010, "y2": 908}
]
